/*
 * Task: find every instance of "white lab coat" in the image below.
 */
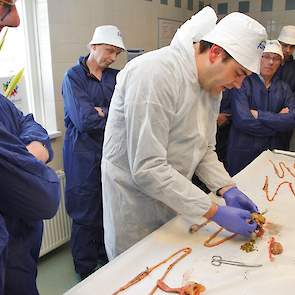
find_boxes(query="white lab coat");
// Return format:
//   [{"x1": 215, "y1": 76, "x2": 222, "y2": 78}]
[{"x1": 101, "y1": 7, "x2": 234, "y2": 259}]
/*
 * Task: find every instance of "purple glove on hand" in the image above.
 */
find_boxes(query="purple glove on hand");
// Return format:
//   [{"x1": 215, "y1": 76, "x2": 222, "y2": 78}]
[
  {"x1": 223, "y1": 187, "x2": 258, "y2": 213},
  {"x1": 211, "y1": 205, "x2": 257, "y2": 237}
]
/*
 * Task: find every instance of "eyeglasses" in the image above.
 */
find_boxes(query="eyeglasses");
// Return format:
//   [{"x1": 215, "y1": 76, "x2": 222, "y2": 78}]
[
  {"x1": 0, "y1": 0, "x2": 16, "y2": 22},
  {"x1": 262, "y1": 54, "x2": 281, "y2": 63}
]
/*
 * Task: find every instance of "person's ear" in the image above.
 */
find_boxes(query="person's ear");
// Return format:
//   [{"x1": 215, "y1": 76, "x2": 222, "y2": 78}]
[
  {"x1": 208, "y1": 44, "x2": 224, "y2": 63},
  {"x1": 90, "y1": 44, "x2": 97, "y2": 51}
]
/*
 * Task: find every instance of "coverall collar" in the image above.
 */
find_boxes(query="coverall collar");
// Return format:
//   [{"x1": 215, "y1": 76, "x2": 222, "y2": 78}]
[
  {"x1": 80, "y1": 55, "x2": 101, "y2": 81},
  {"x1": 257, "y1": 72, "x2": 280, "y2": 88}
]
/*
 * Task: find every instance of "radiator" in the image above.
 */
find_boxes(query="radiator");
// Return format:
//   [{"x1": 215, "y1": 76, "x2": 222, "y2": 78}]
[{"x1": 39, "y1": 170, "x2": 72, "y2": 257}]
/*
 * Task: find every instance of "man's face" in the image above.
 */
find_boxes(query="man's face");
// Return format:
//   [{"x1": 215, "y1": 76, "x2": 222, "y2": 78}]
[
  {"x1": 0, "y1": 0, "x2": 20, "y2": 31},
  {"x1": 91, "y1": 44, "x2": 122, "y2": 69},
  {"x1": 279, "y1": 41, "x2": 295, "y2": 61},
  {"x1": 260, "y1": 53, "x2": 282, "y2": 79},
  {"x1": 200, "y1": 45, "x2": 251, "y2": 96}
]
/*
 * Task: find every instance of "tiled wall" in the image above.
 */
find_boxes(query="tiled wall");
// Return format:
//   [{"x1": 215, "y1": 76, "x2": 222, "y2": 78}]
[{"x1": 205, "y1": 0, "x2": 295, "y2": 38}]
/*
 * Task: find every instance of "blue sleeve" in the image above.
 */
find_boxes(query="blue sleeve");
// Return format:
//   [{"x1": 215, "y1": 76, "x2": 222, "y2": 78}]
[
  {"x1": 62, "y1": 70, "x2": 107, "y2": 132},
  {"x1": 101, "y1": 106, "x2": 109, "y2": 118},
  {"x1": 258, "y1": 86, "x2": 295, "y2": 132},
  {"x1": 99, "y1": 69, "x2": 119, "y2": 121},
  {"x1": 220, "y1": 89, "x2": 231, "y2": 113},
  {"x1": 0, "y1": 127, "x2": 60, "y2": 220},
  {"x1": 0, "y1": 95, "x2": 53, "y2": 162},
  {"x1": 0, "y1": 214, "x2": 8, "y2": 295},
  {"x1": 230, "y1": 86, "x2": 276, "y2": 137}
]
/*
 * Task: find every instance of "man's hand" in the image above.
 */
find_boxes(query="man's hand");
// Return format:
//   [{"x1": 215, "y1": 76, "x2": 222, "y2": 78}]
[
  {"x1": 95, "y1": 107, "x2": 105, "y2": 118},
  {"x1": 250, "y1": 109, "x2": 258, "y2": 119},
  {"x1": 223, "y1": 187, "x2": 258, "y2": 213},
  {"x1": 217, "y1": 113, "x2": 231, "y2": 126},
  {"x1": 217, "y1": 184, "x2": 235, "y2": 196},
  {"x1": 211, "y1": 205, "x2": 257, "y2": 237},
  {"x1": 203, "y1": 202, "x2": 218, "y2": 220},
  {"x1": 26, "y1": 141, "x2": 49, "y2": 163},
  {"x1": 279, "y1": 107, "x2": 289, "y2": 114}
]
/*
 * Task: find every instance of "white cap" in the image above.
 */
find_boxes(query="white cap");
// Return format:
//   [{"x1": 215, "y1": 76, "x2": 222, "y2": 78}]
[
  {"x1": 89, "y1": 25, "x2": 126, "y2": 50},
  {"x1": 173, "y1": 6, "x2": 217, "y2": 43},
  {"x1": 278, "y1": 25, "x2": 295, "y2": 45},
  {"x1": 202, "y1": 12, "x2": 267, "y2": 74},
  {"x1": 263, "y1": 40, "x2": 284, "y2": 59}
]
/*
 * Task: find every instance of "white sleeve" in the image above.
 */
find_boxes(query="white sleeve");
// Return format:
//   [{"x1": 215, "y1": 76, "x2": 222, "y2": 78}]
[
  {"x1": 196, "y1": 120, "x2": 234, "y2": 192},
  {"x1": 124, "y1": 62, "x2": 211, "y2": 223},
  {"x1": 196, "y1": 147, "x2": 234, "y2": 193}
]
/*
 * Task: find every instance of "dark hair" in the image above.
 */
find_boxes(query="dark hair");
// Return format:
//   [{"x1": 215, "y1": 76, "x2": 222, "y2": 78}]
[{"x1": 198, "y1": 40, "x2": 233, "y2": 61}]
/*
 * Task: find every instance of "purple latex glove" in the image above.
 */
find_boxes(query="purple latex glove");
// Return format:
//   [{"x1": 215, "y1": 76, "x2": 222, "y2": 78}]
[
  {"x1": 211, "y1": 205, "x2": 257, "y2": 237},
  {"x1": 223, "y1": 187, "x2": 258, "y2": 213}
]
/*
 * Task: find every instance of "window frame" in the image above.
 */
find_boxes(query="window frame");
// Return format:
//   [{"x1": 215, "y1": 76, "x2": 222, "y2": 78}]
[
  {"x1": 187, "y1": 0, "x2": 193, "y2": 10},
  {"x1": 286, "y1": 0, "x2": 295, "y2": 10},
  {"x1": 199, "y1": 1, "x2": 204, "y2": 11},
  {"x1": 261, "y1": 0, "x2": 273, "y2": 12},
  {"x1": 239, "y1": 1, "x2": 250, "y2": 13},
  {"x1": 175, "y1": 0, "x2": 181, "y2": 8},
  {"x1": 217, "y1": 2, "x2": 228, "y2": 15},
  {"x1": 21, "y1": 0, "x2": 59, "y2": 136}
]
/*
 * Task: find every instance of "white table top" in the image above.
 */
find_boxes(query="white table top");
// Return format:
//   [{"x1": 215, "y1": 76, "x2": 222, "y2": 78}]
[{"x1": 65, "y1": 150, "x2": 295, "y2": 295}]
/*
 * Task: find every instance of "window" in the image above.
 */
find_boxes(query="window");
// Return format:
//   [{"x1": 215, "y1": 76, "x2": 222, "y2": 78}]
[
  {"x1": 175, "y1": 0, "x2": 181, "y2": 7},
  {"x1": 199, "y1": 1, "x2": 204, "y2": 10},
  {"x1": 261, "y1": 0, "x2": 273, "y2": 11},
  {"x1": 239, "y1": 1, "x2": 250, "y2": 13},
  {"x1": 286, "y1": 0, "x2": 295, "y2": 10},
  {"x1": 161, "y1": 0, "x2": 168, "y2": 4},
  {"x1": 217, "y1": 2, "x2": 228, "y2": 14},
  {"x1": 0, "y1": 1, "x2": 58, "y2": 135},
  {"x1": 0, "y1": 4, "x2": 28, "y2": 112},
  {"x1": 188, "y1": 0, "x2": 193, "y2": 10}
]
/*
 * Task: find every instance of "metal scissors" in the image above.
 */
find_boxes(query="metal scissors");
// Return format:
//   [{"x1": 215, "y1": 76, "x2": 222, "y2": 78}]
[{"x1": 211, "y1": 255, "x2": 263, "y2": 267}]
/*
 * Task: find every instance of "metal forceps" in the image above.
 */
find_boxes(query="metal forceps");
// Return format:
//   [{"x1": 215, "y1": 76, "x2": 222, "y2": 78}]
[{"x1": 211, "y1": 256, "x2": 263, "y2": 267}]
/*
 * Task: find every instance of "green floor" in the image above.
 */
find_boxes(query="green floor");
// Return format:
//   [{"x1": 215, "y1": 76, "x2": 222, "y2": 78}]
[{"x1": 37, "y1": 243, "x2": 79, "y2": 295}]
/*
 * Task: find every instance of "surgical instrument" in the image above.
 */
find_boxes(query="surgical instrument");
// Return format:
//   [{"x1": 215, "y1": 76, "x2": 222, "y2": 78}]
[{"x1": 211, "y1": 255, "x2": 263, "y2": 267}]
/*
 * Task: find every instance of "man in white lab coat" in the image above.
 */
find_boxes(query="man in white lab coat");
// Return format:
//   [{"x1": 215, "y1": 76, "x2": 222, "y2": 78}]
[{"x1": 101, "y1": 7, "x2": 267, "y2": 259}]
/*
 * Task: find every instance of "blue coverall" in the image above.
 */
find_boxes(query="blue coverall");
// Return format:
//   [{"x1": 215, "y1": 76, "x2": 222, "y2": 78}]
[
  {"x1": 216, "y1": 90, "x2": 232, "y2": 169},
  {"x1": 0, "y1": 94, "x2": 60, "y2": 295},
  {"x1": 0, "y1": 216, "x2": 8, "y2": 295},
  {"x1": 227, "y1": 74, "x2": 295, "y2": 176},
  {"x1": 277, "y1": 56, "x2": 295, "y2": 149},
  {"x1": 278, "y1": 56, "x2": 295, "y2": 95},
  {"x1": 62, "y1": 56, "x2": 119, "y2": 277}
]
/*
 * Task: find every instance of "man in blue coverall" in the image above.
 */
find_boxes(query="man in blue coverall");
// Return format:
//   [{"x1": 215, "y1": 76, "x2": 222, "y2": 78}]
[
  {"x1": 215, "y1": 90, "x2": 231, "y2": 170},
  {"x1": 62, "y1": 25, "x2": 125, "y2": 279},
  {"x1": 277, "y1": 26, "x2": 295, "y2": 150},
  {"x1": 0, "y1": 1, "x2": 60, "y2": 294},
  {"x1": 278, "y1": 25, "x2": 295, "y2": 95},
  {"x1": 226, "y1": 40, "x2": 295, "y2": 176}
]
